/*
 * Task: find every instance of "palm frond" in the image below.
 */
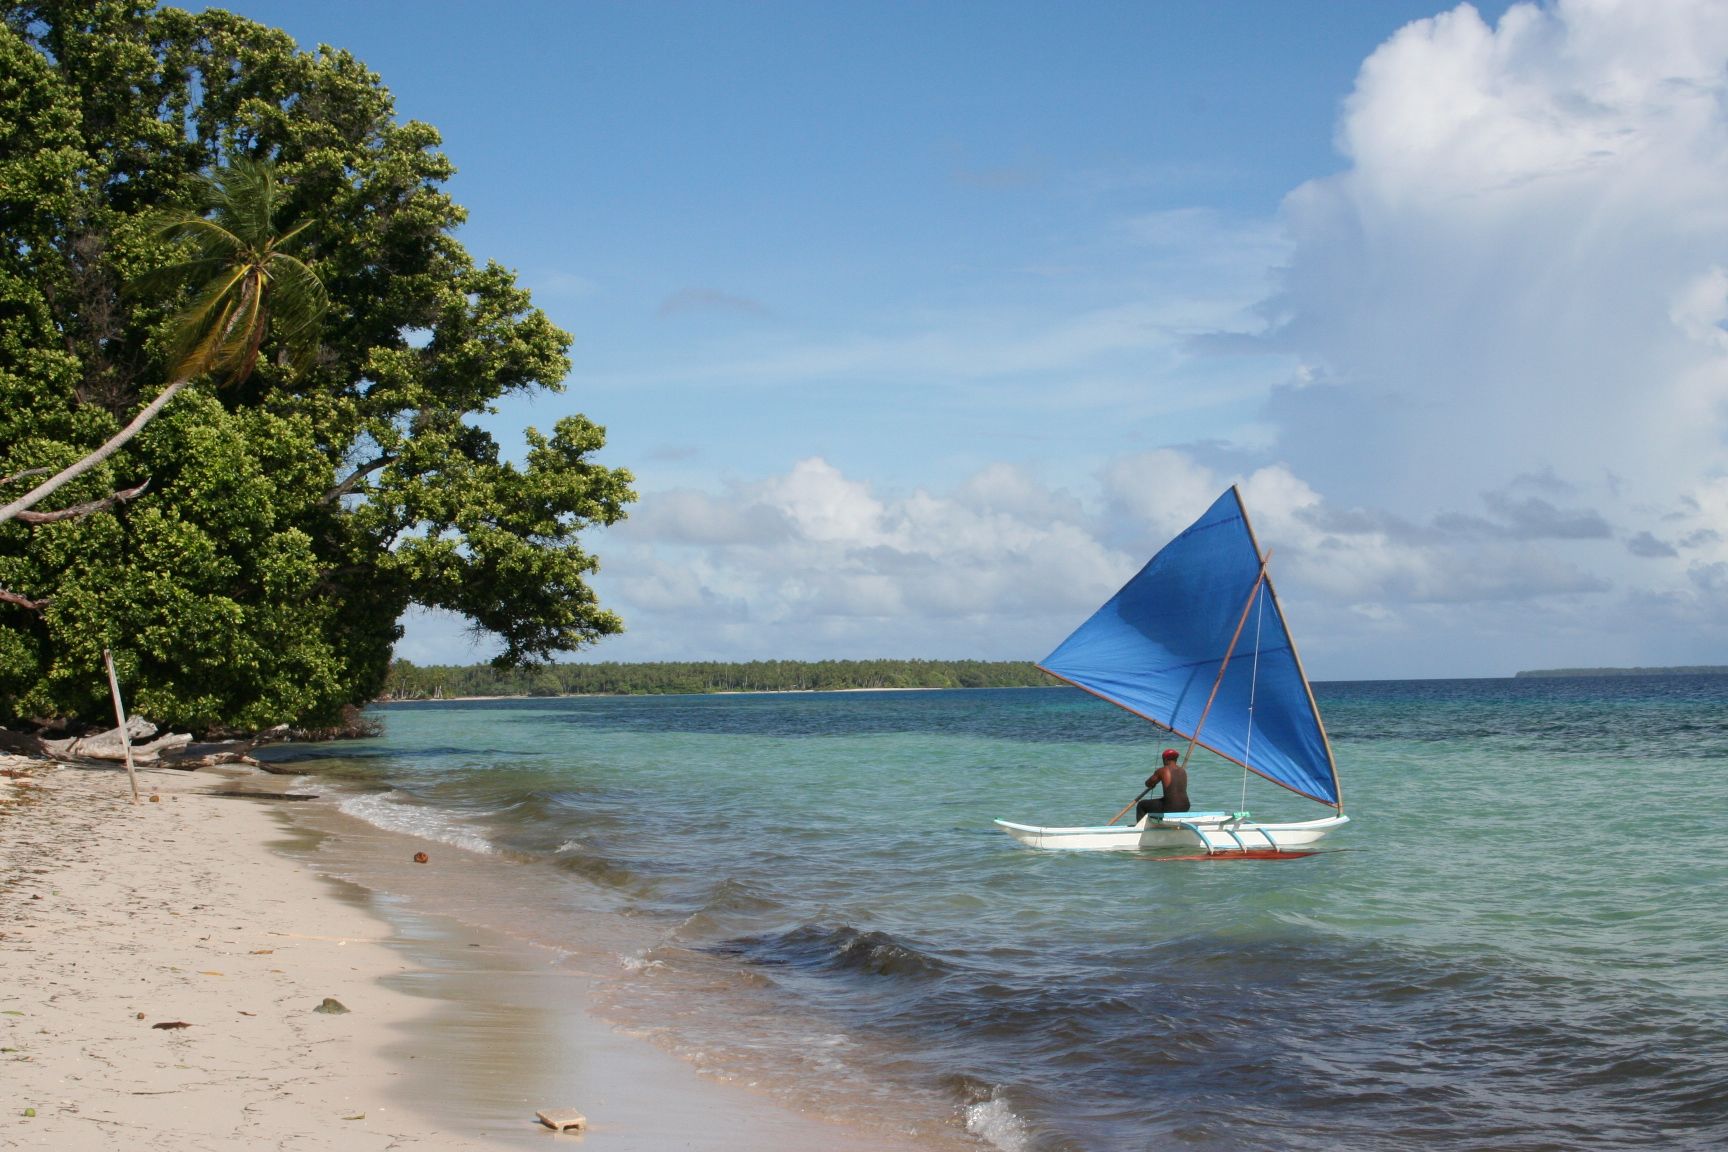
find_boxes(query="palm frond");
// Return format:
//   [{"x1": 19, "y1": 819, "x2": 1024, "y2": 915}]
[
  {"x1": 212, "y1": 158, "x2": 283, "y2": 250},
  {"x1": 127, "y1": 255, "x2": 230, "y2": 299},
  {"x1": 263, "y1": 252, "x2": 329, "y2": 367},
  {"x1": 155, "y1": 214, "x2": 243, "y2": 253},
  {"x1": 164, "y1": 266, "x2": 251, "y2": 381},
  {"x1": 135, "y1": 157, "x2": 327, "y2": 387}
]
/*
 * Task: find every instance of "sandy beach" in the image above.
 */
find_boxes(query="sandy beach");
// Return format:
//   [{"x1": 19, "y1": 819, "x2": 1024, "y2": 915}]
[{"x1": 0, "y1": 759, "x2": 943, "y2": 1151}]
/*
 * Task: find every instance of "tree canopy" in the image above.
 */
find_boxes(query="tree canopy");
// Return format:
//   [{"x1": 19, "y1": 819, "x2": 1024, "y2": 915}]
[{"x1": 0, "y1": 1, "x2": 635, "y2": 733}]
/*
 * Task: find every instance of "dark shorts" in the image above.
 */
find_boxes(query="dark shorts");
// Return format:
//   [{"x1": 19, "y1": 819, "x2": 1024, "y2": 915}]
[{"x1": 1137, "y1": 797, "x2": 1190, "y2": 820}]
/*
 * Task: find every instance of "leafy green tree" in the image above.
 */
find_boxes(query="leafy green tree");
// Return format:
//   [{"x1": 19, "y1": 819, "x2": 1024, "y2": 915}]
[
  {"x1": 0, "y1": 1, "x2": 634, "y2": 732},
  {"x1": 0, "y1": 157, "x2": 325, "y2": 524}
]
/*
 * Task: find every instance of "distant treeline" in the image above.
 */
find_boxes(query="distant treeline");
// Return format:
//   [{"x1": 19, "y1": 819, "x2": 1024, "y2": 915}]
[
  {"x1": 1515, "y1": 666, "x2": 1728, "y2": 678},
  {"x1": 382, "y1": 659, "x2": 1059, "y2": 698}
]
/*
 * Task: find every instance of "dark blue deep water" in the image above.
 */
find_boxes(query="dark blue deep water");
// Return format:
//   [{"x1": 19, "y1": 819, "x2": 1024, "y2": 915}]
[{"x1": 277, "y1": 676, "x2": 1728, "y2": 1150}]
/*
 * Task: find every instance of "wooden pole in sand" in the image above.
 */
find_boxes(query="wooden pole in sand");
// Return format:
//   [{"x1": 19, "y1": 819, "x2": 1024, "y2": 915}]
[{"x1": 102, "y1": 648, "x2": 141, "y2": 805}]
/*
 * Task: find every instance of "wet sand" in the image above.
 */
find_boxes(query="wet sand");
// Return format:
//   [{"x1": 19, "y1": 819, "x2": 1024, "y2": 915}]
[{"x1": 0, "y1": 760, "x2": 941, "y2": 1150}]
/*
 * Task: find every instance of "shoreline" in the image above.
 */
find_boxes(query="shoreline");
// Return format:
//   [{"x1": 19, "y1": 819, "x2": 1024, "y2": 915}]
[
  {"x1": 382, "y1": 684, "x2": 1045, "y2": 703},
  {"x1": 0, "y1": 761, "x2": 949, "y2": 1151}
]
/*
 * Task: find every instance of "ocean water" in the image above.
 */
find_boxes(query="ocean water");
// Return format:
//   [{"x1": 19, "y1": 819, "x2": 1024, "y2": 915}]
[{"x1": 271, "y1": 677, "x2": 1728, "y2": 1150}]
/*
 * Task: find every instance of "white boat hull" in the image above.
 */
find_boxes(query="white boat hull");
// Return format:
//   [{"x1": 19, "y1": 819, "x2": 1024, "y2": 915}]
[{"x1": 994, "y1": 811, "x2": 1349, "y2": 854}]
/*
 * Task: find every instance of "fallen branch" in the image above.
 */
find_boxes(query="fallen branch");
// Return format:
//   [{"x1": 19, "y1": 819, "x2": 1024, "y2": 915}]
[{"x1": 42, "y1": 719, "x2": 192, "y2": 766}]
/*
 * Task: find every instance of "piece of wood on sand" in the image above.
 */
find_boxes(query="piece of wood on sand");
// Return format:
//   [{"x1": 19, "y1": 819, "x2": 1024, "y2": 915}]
[
  {"x1": 102, "y1": 648, "x2": 141, "y2": 804},
  {"x1": 536, "y1": 1108, "x2": 588, "y2": 1132}
]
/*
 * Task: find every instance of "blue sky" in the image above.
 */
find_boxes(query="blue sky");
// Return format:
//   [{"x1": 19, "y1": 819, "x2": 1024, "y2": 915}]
[{"x1": 204, "y1": 0, "x2": 1728, "y2": 679}]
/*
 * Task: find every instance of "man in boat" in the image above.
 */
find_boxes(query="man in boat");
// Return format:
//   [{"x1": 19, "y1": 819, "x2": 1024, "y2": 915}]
[{"x1": 1136, "y1": 748, "x2": 1190, "y2": 822}]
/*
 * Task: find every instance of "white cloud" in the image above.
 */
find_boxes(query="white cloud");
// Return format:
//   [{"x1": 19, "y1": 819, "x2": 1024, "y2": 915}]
[
  {"x1": 578, "y1": 451, "x2": 1634, "y2": 672},
  {"x1": 759, "y1": 458, "x2": 890, "y2": 546},
  {"x1": 622, "y1": 487, "x2": 793, "y2": 546},
  {"x1": 1231, "y1": 0, "x2": 1728, "y2": 669},
  {"x1": 1099, "y1": 449, "x2": 1230, "y2": 548},
  {"x1": 1270, "y1": 0, "x2": 1728, "y2": 519},
  {"x1": 584, "y1": 457, "x2": 1133, "y2": 661}
]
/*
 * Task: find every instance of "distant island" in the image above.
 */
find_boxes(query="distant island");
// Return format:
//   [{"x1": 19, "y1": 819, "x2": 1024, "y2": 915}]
[
  {"x1": 1515, "y1": 666, "x2": 1728, "y2": 678},
  {"x1": 383, "y1": 659, "x2": 1058, "y2": 698}
]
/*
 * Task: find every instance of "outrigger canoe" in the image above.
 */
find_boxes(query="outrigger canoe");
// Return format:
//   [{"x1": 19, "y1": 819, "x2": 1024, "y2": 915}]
[{"x1": 996, "y1": 486, "x2": 1350, "y2": 856}]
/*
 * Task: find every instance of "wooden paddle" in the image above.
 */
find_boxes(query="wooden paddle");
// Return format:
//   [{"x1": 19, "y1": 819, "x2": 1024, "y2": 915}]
[{"x1": 1107, "y1": 786, "x2": 1153, "y2": 826}]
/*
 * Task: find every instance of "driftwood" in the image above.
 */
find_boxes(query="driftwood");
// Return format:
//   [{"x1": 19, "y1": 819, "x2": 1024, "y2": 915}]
[
  {"x1": 42, "y1": 718, "x2": 191, "y2": 766},
  {"x1": 158, "y1": 741, "x2": 271, "y2": 771},
  {"x1": 4, "y1": 720, "x2": 294, "y2": 771}
]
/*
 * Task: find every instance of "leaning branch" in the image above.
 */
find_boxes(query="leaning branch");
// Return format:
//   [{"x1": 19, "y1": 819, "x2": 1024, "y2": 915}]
[
  {"x1": 0, "y1": 588, "x2": 47, "y2": 613},
  {"x1": 12, "y1": 480, "x2": 150, "y2": 525},
  {"x1": 0, "y1": 379, "x2": 189, "y2": 524}
]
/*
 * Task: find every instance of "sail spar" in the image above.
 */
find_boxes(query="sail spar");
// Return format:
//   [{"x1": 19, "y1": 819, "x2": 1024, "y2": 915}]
[{"x1": 1039, "y1": 487, "x2": 1341, "y2": 809}]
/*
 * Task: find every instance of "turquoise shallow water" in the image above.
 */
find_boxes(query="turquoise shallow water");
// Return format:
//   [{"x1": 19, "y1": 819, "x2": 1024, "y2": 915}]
[{"x1": 272, "y1": 677, "x2": 1728, "y2": 1150}]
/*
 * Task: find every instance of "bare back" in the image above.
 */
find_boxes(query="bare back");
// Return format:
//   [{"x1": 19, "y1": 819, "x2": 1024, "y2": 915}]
[{"x1": 1148, "y1": 762, "x2": 1189, "y2": 811}]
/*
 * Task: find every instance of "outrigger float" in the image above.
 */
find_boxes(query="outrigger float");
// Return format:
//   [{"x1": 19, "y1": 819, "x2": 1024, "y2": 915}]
[{"x1": 996, "y1": 486, "x2": 1350, "y2": 856}]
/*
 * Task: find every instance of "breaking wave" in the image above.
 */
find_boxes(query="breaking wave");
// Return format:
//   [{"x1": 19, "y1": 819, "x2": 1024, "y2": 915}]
[{"x1": 336, "y1": 790, "x2": 497, "y2": 855}]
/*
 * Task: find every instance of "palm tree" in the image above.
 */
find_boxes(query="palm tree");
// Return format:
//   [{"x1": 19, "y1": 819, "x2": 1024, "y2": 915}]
[{"x1": 0, "y1": 158, "x2": 326, "y2": 525}]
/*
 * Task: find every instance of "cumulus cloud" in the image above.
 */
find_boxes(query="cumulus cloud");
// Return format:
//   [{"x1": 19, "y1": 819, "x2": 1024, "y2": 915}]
[
  {"x1": 591, "y1": 457, "x2": 1136, "y2": 661},
  {"x1": 583, "y1": 450, "x2": 1622, "y2": 670},
  {"x1": 1242, "y1": 0, "x2": 1728, "y2": 669},
  {"x1": 619, "y1": 487, "x2": 794, "y2": 546},
  {"x1": 1268, "y1": 0, "x2": 1728, "y2": 517}
]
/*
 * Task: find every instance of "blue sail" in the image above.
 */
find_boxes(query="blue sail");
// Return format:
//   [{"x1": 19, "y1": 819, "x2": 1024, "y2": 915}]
[{"x1": 1040, "y1": 487, "x2": 1341, "y2": 809}]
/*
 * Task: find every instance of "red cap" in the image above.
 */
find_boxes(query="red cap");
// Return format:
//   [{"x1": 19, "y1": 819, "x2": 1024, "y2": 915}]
[{"x1": 1162, "y1": 748, "x2": 1180, "y2": 760}]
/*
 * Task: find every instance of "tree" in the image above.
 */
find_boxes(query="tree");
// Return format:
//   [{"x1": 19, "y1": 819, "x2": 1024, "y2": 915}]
[
  {"x1": 0, "y1": 158, "x2": 326, "y2": 524},
  {"x1": 0, "y1": 1, "x2": 635, "y2": 732}
]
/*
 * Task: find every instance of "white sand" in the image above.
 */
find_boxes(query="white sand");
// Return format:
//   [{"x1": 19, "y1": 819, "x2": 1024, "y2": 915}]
[{"x1": 0, "y1": 761, "x2": 948, "y2": 1151}]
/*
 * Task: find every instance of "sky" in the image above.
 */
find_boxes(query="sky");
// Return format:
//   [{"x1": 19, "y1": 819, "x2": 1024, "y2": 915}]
[{"x1": 200, "y1": 0, "x2": 1728, "y2": 680}]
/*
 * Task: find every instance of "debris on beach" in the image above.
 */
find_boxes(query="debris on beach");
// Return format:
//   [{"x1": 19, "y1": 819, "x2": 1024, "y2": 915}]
[
  {"x1": 312, "y1": 997, "x2": 350, "y2": 1015},
  {"x1": 412, "y1": 851, "x2": 430, "y2": 863},
  {"x1": 151, "y1": 1021, "x2": 192, "y2": 1030},
  {"x1": 536, "y1": 1108, "x2": 588, "y2": 1131},
  {"x1": 41, "y1": 718, "x2": 188, "y2": 765},
  {"x1": 9, "y1": 720, "x2": 276, "y2": 771}
]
